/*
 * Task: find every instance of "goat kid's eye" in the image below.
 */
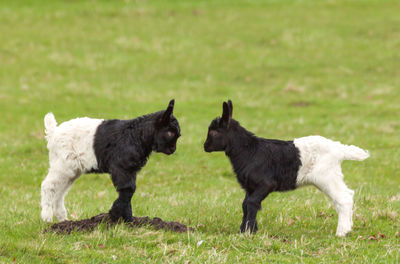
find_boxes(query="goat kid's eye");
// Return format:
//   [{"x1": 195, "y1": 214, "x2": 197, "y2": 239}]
[
  {"x1": 209, "y1": 130, "x2": 219, "y2": 137},
  {"x1": 166, "y1": 131, "x2": 174, "y2": 138}
]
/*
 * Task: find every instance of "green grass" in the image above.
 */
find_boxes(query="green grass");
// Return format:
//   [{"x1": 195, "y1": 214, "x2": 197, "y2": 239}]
[{"x1": 1, "y1": 0, "x2": 399, "y2": 262}]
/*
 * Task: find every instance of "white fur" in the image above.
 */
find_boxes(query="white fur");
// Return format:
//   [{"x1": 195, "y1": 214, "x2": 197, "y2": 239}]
[
  {"x1": 294, "y1": 135, "x2": 369, "y2": 237},
  {"x1": 41, "y1": 113, "x2": 103, "y2": 222}
]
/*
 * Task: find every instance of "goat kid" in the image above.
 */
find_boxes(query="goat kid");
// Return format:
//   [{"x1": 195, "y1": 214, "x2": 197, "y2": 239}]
[
  {"x1": 41, "y1": 100, "x2": 180, "y2": 223},
  {"x1": 204, "y1": 100, "x2": 369, "y2": 237}
]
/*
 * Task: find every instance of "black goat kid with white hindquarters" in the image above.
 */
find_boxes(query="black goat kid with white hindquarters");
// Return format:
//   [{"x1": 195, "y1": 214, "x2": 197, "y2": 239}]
[
  {"x1": 204, "y1": 100, "x2": 369, "y2": 237},
  {"x1": 41, "y1": 99, "x2": 180, "y2": 223}
]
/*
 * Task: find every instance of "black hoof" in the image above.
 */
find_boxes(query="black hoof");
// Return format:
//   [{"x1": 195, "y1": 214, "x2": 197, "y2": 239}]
[
  {"x1": 240, "y1": 221, "x2": 258, "y2": 234},
  {"x1": 109, "y1": 201, "x2": 133, "y2": 223}
]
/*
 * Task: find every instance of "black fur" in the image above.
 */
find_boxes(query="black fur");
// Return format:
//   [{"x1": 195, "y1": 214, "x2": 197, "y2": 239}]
[
  {"x1": 204, "y1": 100, "x2": 301, "y2": 233},
  {"x1": 92, "y1": 99, "x2": 180, "y2": 222}
]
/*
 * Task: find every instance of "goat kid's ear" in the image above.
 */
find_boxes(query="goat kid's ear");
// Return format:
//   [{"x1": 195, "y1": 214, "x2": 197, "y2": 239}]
[
  {"x1": 161, "y1": 99, "x2": 175, "y2": 125},
  {"x1": 227, "y1": 99, "x2": 233, "y2": 119},
  {"x1": 221, "y1": 101, "x2": 231, "y2": 128}
]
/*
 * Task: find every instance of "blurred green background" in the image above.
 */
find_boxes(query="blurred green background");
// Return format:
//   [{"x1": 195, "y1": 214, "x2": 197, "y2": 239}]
[{"x1": 0, "y1": 0, "x2": 399, "y2": 263}]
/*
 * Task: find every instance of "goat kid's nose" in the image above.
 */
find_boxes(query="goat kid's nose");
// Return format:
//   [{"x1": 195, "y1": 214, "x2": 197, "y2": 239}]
[
  {"x1": 204, "y1": 143, "x2": 211, "y2": 152},
  {"x1": 167, "y1": 146, "x2": 176, "y2": 154}
]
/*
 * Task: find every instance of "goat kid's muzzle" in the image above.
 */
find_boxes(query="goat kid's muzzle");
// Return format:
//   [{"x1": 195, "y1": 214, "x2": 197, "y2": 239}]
[
  {"x1": 164, "y1": 146, "x2": 176, "y2": 155},
  {"x1": 204, "y1": 143, "x2": 212, "y2": 153}
]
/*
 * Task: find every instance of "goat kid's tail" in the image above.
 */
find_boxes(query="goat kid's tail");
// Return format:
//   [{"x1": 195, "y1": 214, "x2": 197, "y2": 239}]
[
  {"x1": 44, "y1": 113, "x2": 57, "y2": 141},
  {"x1": 340, "y1": 144, "x2": 370, "y2": 161}
]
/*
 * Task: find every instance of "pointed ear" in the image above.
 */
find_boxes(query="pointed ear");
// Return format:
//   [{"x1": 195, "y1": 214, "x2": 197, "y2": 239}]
[
  {"x1": 161, "y1": 99, "x2": 175, "y2": 125},
  {"x1": 227, "y1": 99, "x2": 233, "y2": 119},
  {"x1": 221, "y1": 101, "x2": 230, "y2": 127}
]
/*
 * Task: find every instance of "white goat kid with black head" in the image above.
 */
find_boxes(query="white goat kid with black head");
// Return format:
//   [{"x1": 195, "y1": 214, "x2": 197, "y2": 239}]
[
  {"x1": 204, "y1": 100, "x2": 369, "y2": 237},
  {"x1": 41, "y1": 100, "x2": 180, "y2": 223}
]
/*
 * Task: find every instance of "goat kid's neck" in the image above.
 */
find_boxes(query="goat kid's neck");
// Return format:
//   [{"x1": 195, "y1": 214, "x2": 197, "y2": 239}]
[
  {"x1": 131, "y1": 120, "x2": 157, "y2": 155},
  {"x1": 225, "y1": 130, "x2": 257, "y2": 160}
]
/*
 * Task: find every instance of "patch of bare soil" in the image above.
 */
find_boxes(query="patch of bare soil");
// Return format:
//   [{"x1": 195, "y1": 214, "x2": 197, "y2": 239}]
[
  {"x1": 45, "y1": 213, "x2": 191, "y2": 234},
  {"x1": 289, "y1": 101, "x2": 312, "y2": 107}
]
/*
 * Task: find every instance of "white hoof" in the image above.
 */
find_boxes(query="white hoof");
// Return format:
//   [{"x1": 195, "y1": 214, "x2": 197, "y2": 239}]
[
  {"x1": 41, "y1": 209, "x2": 53, "y2": 223},
  {"x1": 336, "y1": 225, "x2": 351, "y2": 237},
  {"x1": 56, "y1": 215, "x2": 68, "y2": 222},
  {"x1": 336, "y1": 230, "x2": 347, "y2": 237}
]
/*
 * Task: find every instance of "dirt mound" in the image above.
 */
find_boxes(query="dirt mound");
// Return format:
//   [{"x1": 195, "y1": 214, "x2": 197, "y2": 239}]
[{"x1": 45, "y1": 213, "x2": 191, "y2": 234}]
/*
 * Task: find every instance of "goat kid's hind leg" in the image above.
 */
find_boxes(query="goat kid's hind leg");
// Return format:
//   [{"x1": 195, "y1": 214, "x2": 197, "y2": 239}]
[
  {"x1": 315, "y1": 170, "x2": 354, "y2": 237},
  {"x1": 334, "y1": 183, "x2": 354, "y2": 237},
  {"x1": 41, "y1": 169, "x2": 71, "y2": 223},
  {"x1": 41, "y1": 172, "x2": 56, "y2": 222},
  {"x1": 53, "y1": 172, "x2": 81, "y2": 222}
]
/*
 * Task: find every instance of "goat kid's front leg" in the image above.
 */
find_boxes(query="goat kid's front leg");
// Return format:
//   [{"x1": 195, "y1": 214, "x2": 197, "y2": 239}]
[
  {"x1": 241, "y1": 184, "x2": 272, "y2": 234},
  {"x1": 109, "y1": 187, "x2": 135, "y2": 222}
]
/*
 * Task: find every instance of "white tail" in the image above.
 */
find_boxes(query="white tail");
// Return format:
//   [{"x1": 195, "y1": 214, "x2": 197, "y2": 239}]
[
  {"x1": 341, "y1": 144, "x2": 370, "y2": 161},
  {"x1": 44, "y1": 113, "x2": 57, "y2": 141}
]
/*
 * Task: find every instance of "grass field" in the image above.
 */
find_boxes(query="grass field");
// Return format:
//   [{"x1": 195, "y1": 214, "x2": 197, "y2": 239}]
[{"x1": 1, "y1": 0, "x2": 399, "y2": 262}]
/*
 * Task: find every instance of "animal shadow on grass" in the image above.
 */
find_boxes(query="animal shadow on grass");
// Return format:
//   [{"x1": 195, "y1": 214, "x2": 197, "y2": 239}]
[{"x1": 44, "y1": 213, "x2": 192, "y2": 234}]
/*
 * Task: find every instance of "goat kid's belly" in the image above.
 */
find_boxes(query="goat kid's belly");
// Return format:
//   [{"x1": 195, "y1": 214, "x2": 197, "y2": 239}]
[
  {"x1": 47, "y1": 117, "x2": 103, "y2": 173},
  {"x1": 236, "y1": 172, "x2": 298, "y2": 193}
]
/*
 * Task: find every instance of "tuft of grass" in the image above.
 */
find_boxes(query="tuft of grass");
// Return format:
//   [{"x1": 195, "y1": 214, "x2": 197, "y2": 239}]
[{"x1": 0, "y1": 0, "x2": 399, "y2": 262}]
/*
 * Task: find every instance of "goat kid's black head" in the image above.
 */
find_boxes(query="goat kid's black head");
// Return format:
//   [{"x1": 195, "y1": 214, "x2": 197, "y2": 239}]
[
  {"x1": 204, "y1": 100, "x2": 233, "y2": 152},
  {"x1": 154, "y1": 99, "x2": 181, "y2": 155}
]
